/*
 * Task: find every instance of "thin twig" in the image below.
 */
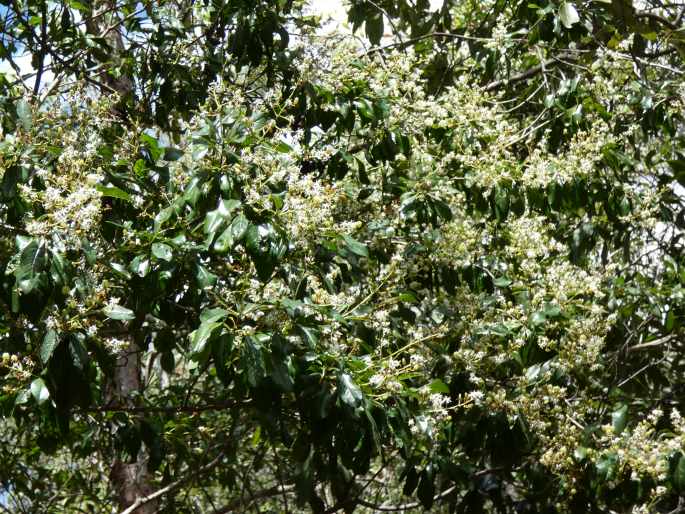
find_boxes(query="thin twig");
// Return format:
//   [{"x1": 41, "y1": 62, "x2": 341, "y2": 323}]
[
  {"x1": 626, "y1": 334, "x2": 677, "y2": 353},
  {"x1": 81, "y1": 399, "x2": 248, "y2": 414},
  {"x1": 355, "y1": 485, "x2": 458, "y2": 512},
  {"x1": 364, "y1": 31, "x2": 525, "y2": 55},
  {"x1": 617, "y1": 355, "x2": 668, "y2": 388},
  {"x1": 213, "y1": 485, "x2": 296, "y2": 514},
  {"x1": 118, "y1": 452, "x2": 225, "y2": 514},
  {"x1": 485, "y1": 53, "x2": 579, "y2": 92}
]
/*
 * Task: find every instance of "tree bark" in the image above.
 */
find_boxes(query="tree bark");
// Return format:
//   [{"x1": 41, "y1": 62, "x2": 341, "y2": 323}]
[
  {"x1": 107, "y1": 338, "x2": 157, "y2": 514},
  {"x1": 83, "y1": 0, "x2": 134, "y2": 110},
  {"x1": 81, "y1": 0, "x2": 152, "y2": 509},
  {"x1": 83, "y1": 2, "x2": 151, "y2": 508}
]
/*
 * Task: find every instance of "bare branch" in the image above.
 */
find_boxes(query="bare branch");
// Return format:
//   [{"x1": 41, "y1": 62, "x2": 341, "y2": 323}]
[
  {"x1": 354, "y1": 485, "x2": 458, "y2": 512},
  {"x1": 627, "y1": 334, "x2": 677, "y2": 353},
  {"x1": 81, "y1": 399, "x2": 248, "y2": 415},
  {"x1": 484, "y1": 53, "x2": 578, "y2": 92},
  {"x1": 213, "y1": 485, "x2": 296, "y2": 514},
  {"x1": 118, "y1": 452, "x2": 225, "y2": 514}
]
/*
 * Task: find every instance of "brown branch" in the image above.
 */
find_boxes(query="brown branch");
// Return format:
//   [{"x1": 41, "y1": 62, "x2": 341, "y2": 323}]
[
  {"x1": 81, "y1": 399, "x2": 248, "y2": 414},
  {"x1": 32, "y1": 1, "x2": 48, "y2": 96},
  {"x1": 627, "y1": 333, "x2": 677, "y2": 353},
  {"x1": 484, "y1": 53, "x2": 578, "y2": 91},
  {"x1": 636, "y1": 11, "x2": 680, "y2": 31},
  {"x1": 213, "y1": 485, "x2": 296, "y2": 514},
  {"x1": 366, "y1": 30, "x2": 526, "y2": 54},
  {"x1": 354, "y1": 485, "x2": 458, "y2": 512},
  {"x1": 118, "y1": 452, "x2": 225, "y2": 514}
]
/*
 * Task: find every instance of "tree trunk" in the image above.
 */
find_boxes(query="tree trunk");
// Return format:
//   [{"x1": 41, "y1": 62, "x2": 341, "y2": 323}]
[
  {"x1": 107, "y1": 339, "x2": 157, "y2": 514},
  {"x1": 82, "y1": 2, "x2": 153, "y2": 511},
  {"x1": 83, "y1": 0, "x2": 134, "y2": 110}
]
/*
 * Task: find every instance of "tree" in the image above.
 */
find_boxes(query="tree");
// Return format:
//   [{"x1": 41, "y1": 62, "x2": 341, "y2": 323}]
[{"x1": 0, "y1": 0, "x2": 684, "y2": 512}]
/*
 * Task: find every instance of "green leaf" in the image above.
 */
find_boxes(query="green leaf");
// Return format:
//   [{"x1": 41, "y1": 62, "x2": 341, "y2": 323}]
[
  {"x1": 15, "y1": 235, "x2": 32, "y2": 251},
  {"x1": 103, "y1": 304, "x2": 135, "y2": 321},
  {"x1": 133, "y1": 158, "x2": 146, "y2": 175},
  {"x1": 274, "y1": 140, "x2": 293, "y2": 153},
  {"x1": 30, "y1": 378, "x2": 50, "y2": 404},
  {"x1": 110, "y1": 262, "x2": 131, "y2": 279},
  {"x1": 270, "y1": 353, "x2": 294, "y2": 392},
  {"x1": 151, "y1": 242, "x2": 173, "y2": 262},
  {"x1": 428, "y1": 379, "x2": 450, "y2": 394},
  {"x1": 403, "y1": 466, "x2": 419, "y2": 496},
  {"x1": 200, "y1": 308, "x2": 229, "y2": 323},
  {"x1": 596, "y1": 453, "x2": 618, "y2": 481},
  {"x1": 398, "y1": 291, "x2": 417, "y2": 303},
  {"x1": 40, "y1": 329, "x2": 59, "y2": 365},
  {"x1": 241, "y1": 336, "x2": 265, "y2": 387},
  {"x1": 95, "y1": 185, "x2": 132, "y2": 202},
  {"x1": 16, "y1": 99, "x2": 31, "y2": 130},
  {"x1": 196, "y1": 263, "x2": 217, "y2": 288},
  {"x1": 213, "y1": 226, "x2": 234, "y2": 253},
  {"x1": 204, "y1": 199, "x2": 241, "y2": 237},
  {"x1": 50, "y1": 251, "x2": 69, "y2": 285},
  {"x1": 14, "y1": 389, "x2": 30, "y2": 406},
  {"x1": 230, "y1": 214, "x2": 250, "y2": 242},
  {"x1": 141, "y1": 133, "x2": 163, "y2": 162},
  {"x1": 15, "y1": 239, "x2": 48, "y2": 294},
  {"x1": 67, "y1": 0, "x2": 89, "y2": 10},
  {"x1": 204, "y1": 209, "x2": 226, "y2": 237},
  {"x1": 543, "y1": 303, "x2": 562, "y2": 318},
  {"x1": 154, "y1": 207, "x2": 174, "y2": 232},
  {"x1": 81, "y1": 238, "x2": 97, "y2": 265},
  {"x1": 297, "y1": 325, "x2": 319, "y2": 349},
  {"x1": 343, "y1": 235, "x2": 369, "y2": 257},
  {"x1": 190, "y1": 316, "x2": 224, "y2": 362},
  {"x1": 213, "y1": 213, "x2": 248, "y2": 253},
  {"x1": 183, "y1": 178, "x2": 202, "y2": 206},
  {"x1": 574, "y1": 446, "x2": 588, "y2": 462},
  {"x1": 365, "y1": 14, "x2": 383, "y2": 46},
  {"x1": 493, "y1": 276, "x2": 512, "y2": 288},
  {"x1": 338, "y1": 372, "x2": 362, "y2": 408},
  {"x1": 69, "y1": 336, "x2": 89, "y2": 370},
  {"x1": 212, "y1": 332, "x2": 234, "y2": 385},
  {"x1": 611, "y1": 404, "x2": 628, "y2": 435},
  {"x1": 160, "y1": 351, "x2": 175, "y2": 373},
  {"x1": 530, "y1": 311, "x2": 547, "y2": 326},
  {"x1": 129, "y1": 255, "x2": 150, "y2": 277},
  {"x1": 164, "y1": 147, "x2": 184, "y2": 161},
  {"x1": 559, "y1": 2, "x2": 580, "y2": 28},
  {"x1": 674, "y1": 453, "x2": 685, "y2": 491},
  {"x1": 417, "y1": 466, "x2": 435, "y2": 509},
  {"x1": 354, "y1": 98, "x2": 374, "y2": 119}
]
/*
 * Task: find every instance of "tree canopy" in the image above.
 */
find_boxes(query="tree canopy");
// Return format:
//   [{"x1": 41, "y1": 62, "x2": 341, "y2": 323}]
[{"x1": 1, "y1": 0, "x2": 684, "y2": 512}]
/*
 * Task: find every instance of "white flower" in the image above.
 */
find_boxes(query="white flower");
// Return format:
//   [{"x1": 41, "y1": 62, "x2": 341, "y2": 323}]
[
  {"x1": 369, "y1": 374, "x2": 384, "y2": 387},
  {"x1": 467, "y1": 391, "x2": 484, "y2": 404},
  {"x1": 429, "y1": 393, "x2": 449, "y2": 410}
]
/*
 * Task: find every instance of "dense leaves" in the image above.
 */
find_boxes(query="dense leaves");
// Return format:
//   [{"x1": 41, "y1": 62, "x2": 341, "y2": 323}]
[{"x1": 0, "y1": 1, "x2": 684, "y2": 513}]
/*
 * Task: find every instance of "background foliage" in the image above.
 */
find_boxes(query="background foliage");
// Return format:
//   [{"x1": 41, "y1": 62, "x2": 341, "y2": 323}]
[{"x1": 0, "y1": 0, "x2": 684, "y2": 512}]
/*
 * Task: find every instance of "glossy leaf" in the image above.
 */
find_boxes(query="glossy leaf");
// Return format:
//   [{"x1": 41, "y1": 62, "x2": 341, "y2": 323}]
[
  {"x1": 103, "y1": 304, "x2": 135, "y2": 321},
  {"x1": 338, "y1": 373, "x2": 362, "y2": 408}
]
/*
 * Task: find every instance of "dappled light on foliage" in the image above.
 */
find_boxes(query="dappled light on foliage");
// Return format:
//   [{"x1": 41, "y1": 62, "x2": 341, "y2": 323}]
[{"x1": 1, "y1": 0, "x2": 685, "y2": 512}]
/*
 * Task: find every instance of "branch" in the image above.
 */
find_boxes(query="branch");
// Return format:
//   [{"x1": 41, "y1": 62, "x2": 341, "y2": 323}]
[
  {"x1": 354, "y1": 485, "x2": 458, "y2": 512},
  {"x1": 32, "y1": 2, "x2": 48, "y2": 96},
  {"x1": 82, "y1": 399, "x2": 248, "y2": 415},
  {"x1": 364, "y1": 31, "x2": 525, "y2": 55},
  {"x1": 636, "y1": 11, "x2": 680, "y2": 31},
  {"x1": 118, "y1": 452, "x2": 224, "y2": 514},
  {"x1": 627, "y1": 333, "x2": 677, "y2": 353},
  {"x1": 213, "y1": 485, "x2": 296, "y2": 514},
  {"x1": 484, "y1": 53, "x2": 578, "y2": 91}
]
